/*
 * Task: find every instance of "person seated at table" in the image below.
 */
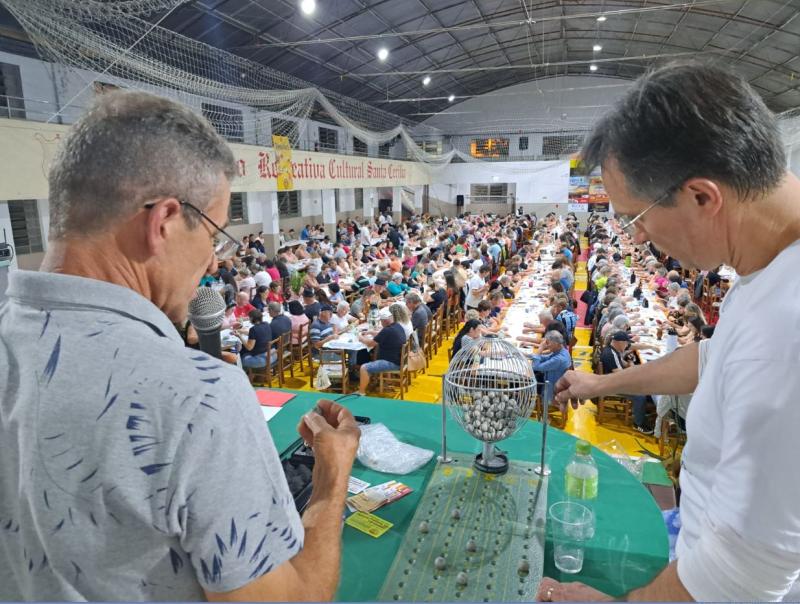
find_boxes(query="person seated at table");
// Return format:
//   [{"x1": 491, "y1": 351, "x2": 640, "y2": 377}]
[
  {"x1": 302, "y1": 288, "x2": 321, "y2": 322},
  {"x1": 350, "y1": 287, "x2": 374, "y2": 320},
  {"x1": 452, "y1": 319, "x2": 482, "y2": 357},
  {"x1": 309, "y1": 304, "x2": 339, "y2": 359},
  {"x1": 267, "y1": 301, "x2": 292, "y2": 343},
  {"x1": 300, "y1": 224, "x2": 310, "y2": 240},
  {"x1": 233, "y1": 291, "x2": 256, "y2": 320},
  {"x1": 316, "y1": 263, "x2": 333, "y2": 285},
  {"x1": 236, "y1": 267, "x2": 256, "y2": 299},
  {"x1": 600, "y1": 331, "x2": 653, "y2": 434},
  {"x1": 357, "y1": 308, "x2": 407, "y2": 395},
  {"x1": 302, "y1": 267, "x2": 320, "y2": 291},
  {"x1": 425, "y1": 278, "x2": 448, "y2": 314},
  {"x1": 337, "y1": 256, "x2": 351, "y2": 274},
  {"x1": 252, "y1": 285, "x2": 270, "y2": 311},
  {"x1": 490, "y1": 274, "x2": 516, "y2": 299},
  {"x1": 287, "y1": 299, "x2": 311, "y2": 345},
  {"x1": 400, "y1": 265, "x2": 417, "y2": 289},
  {"x1": 488, "y1": 290, "x2": 507, "y2": 319},
  {"x1": 476, "y1": 300, "x2": 502, "y2": 334},
  {"x1": 328, "y1": 282, "x2": 344, "y2": 305},
  {"x1": 221, "y1": 301, "x2": 240, "y2": 330},
  {"x1": 372, "y1": 277, "x2": 389, "y2": 299},
  {"x1": 282, "y1": 247, "x2": 299, "y2": 263},
  {"x1": 387, "y1": 252, "x2": 402, "y2": 274},
  {"x1": 274, "y1": 258, "x2": 290, "y2": 280},
  {"x1": 349, "y1": 269, "x2": 371, "y2": 294},
  {"x1": 389, "y1": 302, "x2": 415, "y2": 345},
  {"x1": 552, "y1": 293, "x2": 578, "y2": 345},
  {"x1": 387, "y1": 272, "x2": 408, "y2": 297},
  {"x1": 402, "y1": 248, "x2": 417, "y2": 269},
  {"x1": 295, "y1": 245, "x2": 311, "y2": 261},
  {"x1": 314, "y1": 288, "x2": 333, "y2": 308},
  {"x1": 330, "y1": 301, "x2": 357, "y2": 332},
  {"x1": 238, "y1": 309, "x2": 276, "y2": 369},
  {"x1": 405, "y1": 292, "x2": 430, "y2": 346},
  {"x1": 530, "y1": 330, "x2": 572, "y2": 406},
  {"x1": 266, "y1": 280, "x2": 284, "y2": 305}
]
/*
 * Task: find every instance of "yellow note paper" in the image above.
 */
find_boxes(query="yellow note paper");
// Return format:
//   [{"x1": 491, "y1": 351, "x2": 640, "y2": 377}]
[{"x1": 345, "y1": 511, "x2": 393, "y2": 538}]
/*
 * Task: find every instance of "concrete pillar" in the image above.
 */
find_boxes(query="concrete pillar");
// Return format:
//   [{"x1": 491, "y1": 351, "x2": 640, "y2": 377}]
[
  {"x1": 392, "y1": 186, "x2": 403, "y2": 224},
  {"x1": 248, "y1": 191, "x2": 280, "y2": 257},
  {"x1": 413, "y1": 185, "x2": 424, "y2": 214},
  {"x1": 363, "y1": 187, "x2": 378, "y2": 222},
  {"x1": 37, "y1": 198, "x2": 50, "y2": 251},
  {"x1": 321, "y1": 189, "x2": 337, "y2": 240}
]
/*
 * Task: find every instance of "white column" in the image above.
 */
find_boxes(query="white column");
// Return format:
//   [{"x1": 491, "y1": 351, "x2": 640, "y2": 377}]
[
  {"x1": 248, "y1": 191, "x2": 280, "y2": 257},
  {"x1": 0, "y1": 201, "x2": 18, "y2": 270},
  {"x1": 413, "y1": 185, "x2": 424, "y2": 213},
  {"x1": 301, "y1": 190, "x2": 321, "y2": 224},
  {"x1": 392, "y1": 186, "x2": 403, "y2": 223},
  {"x1": 321, "y1": 188, "x2": 337, "y2": 240},
  {"x1": 339, "y1": 188, "x2": 355, "y2": 214},
  {"x1": 363, "y1": 187, "x2": 378, "y2": 221},
  {"x1": 36, "y1": 198, "x2": 50, "y2": 251}
]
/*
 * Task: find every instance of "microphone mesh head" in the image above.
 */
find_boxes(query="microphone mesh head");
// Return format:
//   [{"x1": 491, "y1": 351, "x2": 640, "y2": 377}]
[{"x1": 187, "y1": 287, "x2": 226, "y2": 332}]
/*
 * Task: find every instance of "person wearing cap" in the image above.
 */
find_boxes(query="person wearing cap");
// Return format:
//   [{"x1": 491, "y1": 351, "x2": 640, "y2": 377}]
[
  {"x1": 356, "y1": 307, "x2": 407, "y2": 395},
  {"x1": 372, "y1": 277, "x2": 388, "y2": 298},
  {"x1": 302, "y1": 288, "x2": 321, "y2": 322},
  {"x1": 387, "y1": 272, "x2": 408, "y2": 296},
  {"x1": 599, "y1": 331, "x2": 652, "y2": 435},
  {"x1": 309, "y1": 304, "x2": 337, "y2": 359}
]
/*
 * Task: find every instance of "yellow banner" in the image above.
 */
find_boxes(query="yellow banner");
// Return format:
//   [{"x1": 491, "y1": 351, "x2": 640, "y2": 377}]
[{"x1": 272, "y1": 134, "x2": 294, "y2": 191}]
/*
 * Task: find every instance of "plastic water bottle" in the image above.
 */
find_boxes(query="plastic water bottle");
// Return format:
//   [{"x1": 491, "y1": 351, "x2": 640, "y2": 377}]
[
  {"x1": 666, "y1": 328, "x2": 678, "y2": 354},
  {"x1": 565, "y1": 440, "x2": 598, "y2": 536},
  {"x1": 368, "y1": 303, "x2": 380, "y2": 331}
]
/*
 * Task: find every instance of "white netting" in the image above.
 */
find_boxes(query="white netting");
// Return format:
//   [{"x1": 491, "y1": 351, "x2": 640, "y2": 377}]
[{"x1": 1, "y1": 0, "x2": 797, "y2": 169}]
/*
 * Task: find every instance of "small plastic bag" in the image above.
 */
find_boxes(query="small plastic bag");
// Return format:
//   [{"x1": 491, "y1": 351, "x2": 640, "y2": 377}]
[
  {"x1": 597, "y1": 439, "x2": 646, "y2": 481},
  {"x1": 357, "y1": 423, "x2": 434, "y2": 475},
  {"x1": 315, "y1": 365, "x2": 331, "y2": 390}
]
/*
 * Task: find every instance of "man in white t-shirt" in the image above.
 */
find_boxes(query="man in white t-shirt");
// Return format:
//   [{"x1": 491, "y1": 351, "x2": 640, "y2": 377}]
[
  {"x1": 539, "y1": 63, "x2": 800, "y2": 602},
  {"x1": 465, "y1": 265, "x2": 490, "y2": 310},
  {"x1": 253, "y1": 265, "x2": 272, "y2": 288}
]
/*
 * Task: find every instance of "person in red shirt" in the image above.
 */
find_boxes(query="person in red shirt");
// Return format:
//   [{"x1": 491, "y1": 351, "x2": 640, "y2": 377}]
[
  {"x1": 233, "y1": 291, "x2": 255, "y2": 319},
  {"x1": 264, "y1": 259, "x2": 281, "y2": 282},
  {"x1": 266, "y1": 280, "x2": 284, "y2": 304}
]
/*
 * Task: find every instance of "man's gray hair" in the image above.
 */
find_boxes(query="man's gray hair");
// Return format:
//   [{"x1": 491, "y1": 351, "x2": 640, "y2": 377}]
[
  {"x1": 267, "y1": 302, "x2": 282, "y2": 316},
  {"x1": 545, "y1": 330, "x2": 565, "y2": 345},
  {"x1": 336, "y1": 301, "x2": 350, "y2": 312},
  {"x1": 48, "y1": 90, "x2": 236, "y2": 239},
  {"x1": 611, "y1": 314, "x2": 630, "y2": 329},
  {"x1": 405, "y1": 291, "x2": 422, "y2": 305},
  {"x1": 538, "y1": 309, "x2": 553, "y2": 322}
]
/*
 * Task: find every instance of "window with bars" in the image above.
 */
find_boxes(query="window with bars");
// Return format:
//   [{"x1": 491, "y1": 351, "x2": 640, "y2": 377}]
[
  {"x1": 353, "y1": 137, "x2": 368, "y2": 156},
  {"x1": 378, "y1": 141, "x2": 393, "y2": 158},
  {"x1": 469, "y1": 183, "x2": 509, "y2": 204},
  {"x1": 354, "y1": 188, "x2": 364, "y2": 210},
  {"x1": 8, "y1": 200, "x2": 43, "y2": 254},
  {"x1": 228, "y1": 192, "x2": 247, "y2": 224},
  {"x1": 318, "y1": 127, "x2": 338, "y2": 152},
  {"x1": 277, "y1": 190, "x2": 300, "y2": 217},
  {"x1": 542, "y1": 133, "x2": 584, "y2": 157},
  {"x1": 470, "y1": 138, "x2": 509, "y2": 159},
  {"x1": 519, "y1": 136, "x2": 529, "y2": 151},
  {"x1": 201, "y1": 103, "x2": 244, "y2": 143},
  {"x1": 0, "y1": 62, "x2": 25, "y2": 119},
  {"x1": 271, "y1": 117, "x2": 299, "y2": 147}
]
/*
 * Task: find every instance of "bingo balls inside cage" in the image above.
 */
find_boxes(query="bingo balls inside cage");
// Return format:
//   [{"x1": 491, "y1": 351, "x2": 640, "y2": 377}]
[{"x1": 444, "y1": 337, "x2": 537, "y2": 474}]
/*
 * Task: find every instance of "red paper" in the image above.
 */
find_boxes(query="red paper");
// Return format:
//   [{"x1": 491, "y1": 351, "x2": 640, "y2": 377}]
[{"x1": 256, "y1": 390, "x2": 296, "y2": 407}]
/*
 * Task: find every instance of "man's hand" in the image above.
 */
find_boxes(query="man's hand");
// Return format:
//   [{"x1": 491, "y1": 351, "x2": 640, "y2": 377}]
[
  {"x1": 297, "y1": 399, "x2": 360, "y2": 477},
  {"x1": 554, "y1": 370, "x2": 605, "y2": 407}
]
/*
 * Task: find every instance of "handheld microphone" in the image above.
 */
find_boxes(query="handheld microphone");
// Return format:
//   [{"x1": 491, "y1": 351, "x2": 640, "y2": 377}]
[{"x1": 187, "y1": 287, "x2": 226, "y2": 359}]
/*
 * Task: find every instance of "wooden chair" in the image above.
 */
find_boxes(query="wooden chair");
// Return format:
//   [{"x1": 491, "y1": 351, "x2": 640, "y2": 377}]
[
  {"x1": 433, "y1": 306, "x2": 445, "y2": 351},
  {"x1": 277, "y1": 332, "x2": 294, "y2": 385},
  {"x1": 291, "y1": 322, "x2": 312, "y2": 375},
  {"x1": 378, "y1": 339, "x2": 411, "y2": 399},
  {"x1": 658, "y1": 416, "x2": 687, "y2": 457},
  {"x1": 314, "y1": 349, "x2": 351, "y2": 394},
  {"x1": 423, "y1": 320, "x2": 435, "y2": 364},
  {"x1": 245, "y1": 335, "x2": 282, "y2": 388},
  {"x1": 595, "y1": 362, "x2": 633, "y2": 426}
]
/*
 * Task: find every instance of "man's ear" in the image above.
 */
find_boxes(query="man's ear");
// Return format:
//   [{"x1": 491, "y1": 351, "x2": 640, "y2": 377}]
[
  {"x1": 683, "y1": 179, "x2": 723, "y2": 216},
  {"x1": 144, "y1": 198, "x2": 183, "y2": 255}
]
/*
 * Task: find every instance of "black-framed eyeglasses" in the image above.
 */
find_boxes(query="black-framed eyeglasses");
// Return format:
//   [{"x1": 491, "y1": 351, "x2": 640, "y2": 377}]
[
  {"x1": 144, "y1": 199, "x2": 241, "y2": 260},
  {"x1": 617, "y1": 186, "x2": 677, "y2": 237}
]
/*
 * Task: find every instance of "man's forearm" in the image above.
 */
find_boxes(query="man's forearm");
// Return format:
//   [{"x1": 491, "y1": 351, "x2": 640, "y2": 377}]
[
  {"x1": 625, "y1": 561, "x2": 693, "y2": 601},
  {"x1": 601, "y1": 342, "x2": 699, "y2": 396}
]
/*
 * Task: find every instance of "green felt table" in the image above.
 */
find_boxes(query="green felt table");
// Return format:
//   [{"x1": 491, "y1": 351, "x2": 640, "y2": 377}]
[{"x1": 268, "y1": 390, "x2": 669, "y2": 601}]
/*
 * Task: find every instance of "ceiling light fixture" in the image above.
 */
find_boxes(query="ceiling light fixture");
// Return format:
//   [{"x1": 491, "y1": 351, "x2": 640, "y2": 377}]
[
  {"x1": 593, "y1": 44, "x2": 602, "y2": 52},
  {"x1": 590, "y1": 64, "x2": 598, "y2": 71},
  {"x1": 377, "y1": 47, "x2": 389, "y2": 62},
  {"x1": 422, "y1": 75, "x2": 431, "y2": 86},
  {"x1": 596, "y1": 15, "x2": 607, "y2": 22},
  {"x1": 300, "y1": 0, "x2": 316, "y2": 16},
  {"x1": 448, "y1": 94, "x2": 455, "y2": 102}
]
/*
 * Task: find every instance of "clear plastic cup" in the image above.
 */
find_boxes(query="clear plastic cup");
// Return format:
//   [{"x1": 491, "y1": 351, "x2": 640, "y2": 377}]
[{"x1": 549, "y1": 501, "x2": 594, "y2": 574}]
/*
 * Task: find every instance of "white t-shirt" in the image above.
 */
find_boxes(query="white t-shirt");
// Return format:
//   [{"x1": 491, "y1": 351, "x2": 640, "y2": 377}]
[
  {"x1": 465, "y1": 275, "x2": 485, "y2": 308},
  {"x1": 360, "y1": 226, "x2": 371, "y2": 245},
  {"x1": 238, "y1": 276, "x2": 256, "y2": 296},
  {"x1": 676, "y1": 239, "x2": 800, "y2": 600},
  {"x1": 253, "y1": 270, "x2": 272, "y2": 288}
]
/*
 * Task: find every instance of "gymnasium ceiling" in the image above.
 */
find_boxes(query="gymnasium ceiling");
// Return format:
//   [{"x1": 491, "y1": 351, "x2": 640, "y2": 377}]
[{"x1": 2, "y1": 0, "x2": 800, "y2": 120}]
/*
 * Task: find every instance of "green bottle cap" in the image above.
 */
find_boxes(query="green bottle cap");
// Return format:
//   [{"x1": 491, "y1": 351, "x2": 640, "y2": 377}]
[{"x1": 576, "y1": 440, "x2": 592, "y2": 455}]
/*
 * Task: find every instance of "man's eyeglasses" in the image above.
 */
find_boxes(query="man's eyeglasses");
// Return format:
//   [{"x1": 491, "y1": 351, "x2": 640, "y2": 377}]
[
  {"x1": 144, "y1": 199, "x2": 241, "y2": 260},
  {"x1": 617, "y1": 187, "x2": 675, "y2": 237}
]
